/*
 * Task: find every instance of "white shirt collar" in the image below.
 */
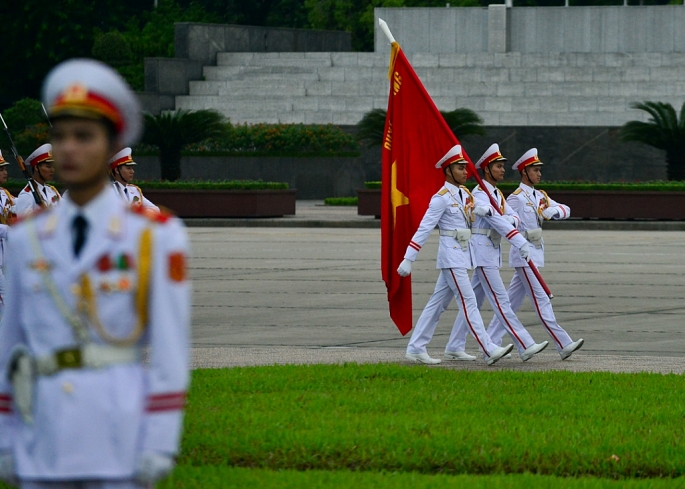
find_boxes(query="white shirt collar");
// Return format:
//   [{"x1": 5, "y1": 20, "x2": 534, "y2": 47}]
[
  {"x1": 519, "y1": 182, "x2": 535, "y2": 194},
  {"x1": 62, "y1": 184, "x2": 117, "y2": 226}
]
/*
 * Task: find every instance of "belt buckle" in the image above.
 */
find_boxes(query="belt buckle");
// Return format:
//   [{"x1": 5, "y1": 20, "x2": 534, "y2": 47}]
[{"x1": 55, "y1": 348, "x2": 82, "y2": 370}]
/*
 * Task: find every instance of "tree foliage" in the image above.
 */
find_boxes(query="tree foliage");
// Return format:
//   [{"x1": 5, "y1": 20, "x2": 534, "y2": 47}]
[
  {"x1": 619, "y1": 101, "x2": 685, "y2": 180},
  {"x1": 355, "y1": 107, "x2": 485, "y2": 147},
  {"x1": 142, "y1": 109, "x2": 228, "y2": 181}
]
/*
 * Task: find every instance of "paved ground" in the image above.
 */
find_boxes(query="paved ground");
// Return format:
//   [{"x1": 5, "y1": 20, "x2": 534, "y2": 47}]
[{"x1": 187, "y1": 207, "x2": 685, "y2": 373}]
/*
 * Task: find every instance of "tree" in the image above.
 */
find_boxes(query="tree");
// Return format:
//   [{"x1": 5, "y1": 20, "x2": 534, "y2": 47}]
[
  {"x1": 619, "y1": 101, "x2": 685, "y2": 181},
  {"x1": 143, "y1": 109, "x2": 228, "y2": 181},
  {"x1": 355, "y1": 107, "x2": 485, "y2": 147}
]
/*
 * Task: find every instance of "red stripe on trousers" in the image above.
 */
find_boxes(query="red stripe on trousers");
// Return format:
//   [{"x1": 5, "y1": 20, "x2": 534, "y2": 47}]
[
  {"x1": 522, "y1": 267, "x2": 562, "y2": 348},
  {"x1": 479, "y1": 267, "x2": 529, "y2": 349},
  {"x1": 449, "y1": 269, "x2": 489, "y2": 357}
]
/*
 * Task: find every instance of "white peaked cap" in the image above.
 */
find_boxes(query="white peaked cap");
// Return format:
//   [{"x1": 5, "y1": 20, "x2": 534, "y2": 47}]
[
  {"x1": 42, "y1": 58, "x2": 142, "y2": 147},
  {"x1": 435, "y1": 145, "x2": 466, "y2": 169},
  {"x1": 108, "y1": 147, "x2": 136, "y2": 170},
  {"x1": 513, "y1": 148, "x2": 543, "y2": 172},
  {"x1": 25, "y1": 144, "x2": 53, "y2": 168},
  {"x1": 475, "y1": 143, "x2": 506, "y2": 170},
  {"x1": 0, "y1": 149, "x2": 7, "y2": 167}
]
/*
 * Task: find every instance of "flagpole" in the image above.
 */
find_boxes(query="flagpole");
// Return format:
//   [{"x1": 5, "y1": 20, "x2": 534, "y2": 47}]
[{"x1": 379, "y1": 18, "x2": 553, "y2": 299}]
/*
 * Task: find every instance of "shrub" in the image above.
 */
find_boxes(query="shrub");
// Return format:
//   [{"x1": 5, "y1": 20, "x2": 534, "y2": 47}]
[
  {"x1": 2, "y1": 98, "x2": 45, "y2": 131},
  {"x1": 13, "y1": 123, "x2": 51, "y2": 157},
  {"x1": 324, "y1": 197, "x2": 358, "y2": 206},
  {"x1": 92, "y1": 31, "x2": 133, "y2": 67},
  {"x1": 185, "y1": 123, "x2": 360, "y2": 156}
]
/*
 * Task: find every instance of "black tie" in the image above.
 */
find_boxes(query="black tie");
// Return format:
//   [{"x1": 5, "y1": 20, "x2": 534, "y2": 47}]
[
  {"x1": 43, "y1": 187, "x2": 47, "y2": 197},
  {"x1": 72, "y1": 215, "x2": 88, "y2": 258}
]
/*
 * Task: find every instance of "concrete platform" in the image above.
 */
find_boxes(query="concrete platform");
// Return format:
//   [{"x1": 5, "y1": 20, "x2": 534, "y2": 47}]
[{"x1": 188, "y1": 226, "x2": 685, "y2": 371}]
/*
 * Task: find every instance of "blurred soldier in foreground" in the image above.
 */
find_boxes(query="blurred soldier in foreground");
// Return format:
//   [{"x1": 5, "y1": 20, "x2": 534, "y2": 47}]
[
  {"x1": 109, "y1": 148, "x2": 159, "y2": 211},
  {"x1": 0, "y1": 58, "x2": 191, "y2": 488},
  {"x1": 14, "y1": 144, "x2": 61, "y2": 216},
  {"x1": 0, "y1": 151, "x2": 15, "y2": 319}
]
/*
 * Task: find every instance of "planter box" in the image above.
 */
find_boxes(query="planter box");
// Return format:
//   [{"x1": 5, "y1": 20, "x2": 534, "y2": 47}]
[
  {"x1": 143, "y1": 189, "x2": 297, "y2": 218},
  {"x1": 357, "y1": 189, "x2": 381, "y2": 218},
  {"x1": 356, "y1": 189, "x2": 685, "y2": 220}
]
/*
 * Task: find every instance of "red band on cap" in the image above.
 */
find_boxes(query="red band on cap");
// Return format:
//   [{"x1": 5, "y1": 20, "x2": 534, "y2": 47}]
[
  {"x1": 481, "y1": 151, "x2": 504, "y2": 168},
  {"x1": 518, "y1": 155, "x2": 541, "y2": 170},
  {"x1": 109, "y1": 155, "x2": 133, "y2": 170},
  {"x1": 52, "y1": 84, "x2": 124, "y2": 135},
  {"x1": 30, "y1": 152, "x2": 52, "y2": 167}
]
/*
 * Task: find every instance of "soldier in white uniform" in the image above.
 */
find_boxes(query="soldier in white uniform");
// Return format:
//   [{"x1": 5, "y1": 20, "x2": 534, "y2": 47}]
[
  {"x1": 0, "y1": 151, "x2": 16, "y2": 319},
  {"x1": 487, "y1": 148, "x2": 584, "y2": 360},
  {"x1": 446, "y1": 144, "x2": 549, "y2": 362},
  {"x1": 108, "y1": 148, "x2": 159, "y2": 212},
  {"x1": 14, "y1": 144, "x2": 61, "y2": 216},
  {"x1": 397, "y1": 145, "x2": 515, "y2": 366},
  {"x1": 0, "y1": 59, "x2": 190, "y2": 488}
]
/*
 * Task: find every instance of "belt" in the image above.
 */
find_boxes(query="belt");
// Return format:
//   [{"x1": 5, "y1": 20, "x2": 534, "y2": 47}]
[
  {"x1": 472, "y1": 228, "x2": 493, "y2": 237},
  {"x1": 35, "y1": 344, "x2": 140, "y2": 376},
  {"x1": 438, "y1": 229, "x2": 471, "y2": 238}
]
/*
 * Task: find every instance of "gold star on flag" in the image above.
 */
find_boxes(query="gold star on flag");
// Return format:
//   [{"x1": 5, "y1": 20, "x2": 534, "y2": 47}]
[{"x1": 391, "y1": 161, "x2": 408, "y2": 227}]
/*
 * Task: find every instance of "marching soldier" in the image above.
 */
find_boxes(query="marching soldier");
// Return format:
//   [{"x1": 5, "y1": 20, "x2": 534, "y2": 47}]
[
  {"x1": 0, "y1": 151, "x2": 15, "y2": 318},
  {"x1": 109, "y1": 147, "x2": 159, "y2": 211},
  {"x1": 398, "y1": 145, "x2": 514, "y2": 366},
  {"x1": 446, "y1": 144, "x2": 549, "y2": 362},
  {"x1": 0, "y1": 59, "x2": 190, "y2": 488},
  {"x1": 14, "y1": 144, "x2": 61, "y2": 216},
  {"x1": 487, "y1": 148, "x2": 584, "y2": 360}
]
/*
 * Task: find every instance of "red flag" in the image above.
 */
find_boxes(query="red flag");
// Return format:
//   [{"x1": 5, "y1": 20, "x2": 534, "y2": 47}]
[{"x1": 381, "y1": 43, "x2": 466, "y2": 335}]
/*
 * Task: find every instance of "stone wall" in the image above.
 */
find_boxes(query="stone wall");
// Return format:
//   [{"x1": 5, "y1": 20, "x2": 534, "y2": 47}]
[{"x1": 375, "y1": 6, "x2": 685, "y2": 54}]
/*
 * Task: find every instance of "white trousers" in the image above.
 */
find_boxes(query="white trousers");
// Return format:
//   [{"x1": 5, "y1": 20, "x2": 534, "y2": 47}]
[
  {"x1": 406, "y1": 268, "x2": 499, "y2": 358},
  {"x1": 22, "y1": 481, "x2": 146, "y2": 489},
  {"x1": 487, "y1": 267, "x2": 572, "y2": 351},
  {"x1": 446, "y1": 267, "x2": 537, "y2": 355},
  {"x1": 0, "y1": 268, "x2": 6, "y2": 320}
]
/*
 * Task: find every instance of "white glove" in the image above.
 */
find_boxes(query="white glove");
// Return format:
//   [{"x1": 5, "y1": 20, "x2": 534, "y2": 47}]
[
  {"x1": 518, "y1": 243, "x2": 530, "y2": 261},
  {"x1": 473, "y1": 206, "x2": 492, "y2": 217},
  {"x1": 134, "y1": 452, "x2": 175, "y2": 485},
  {"x1": 397, "y1": 259, "x2": 413, "y2": 277},
  {"x1": 505, "y1": 215, "x2": 517, "y2": 226},
  {"x1": 542, "y1": 207, "x2": 559, "y2": 220},
  {"x1": 0, "y1": 450, "x2": 17, "y2": 486}
]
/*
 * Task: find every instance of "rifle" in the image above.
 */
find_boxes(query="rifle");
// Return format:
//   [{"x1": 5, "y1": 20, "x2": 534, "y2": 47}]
[{"x1": 0, "y1": 113, "x2": 43, "y2": 206}]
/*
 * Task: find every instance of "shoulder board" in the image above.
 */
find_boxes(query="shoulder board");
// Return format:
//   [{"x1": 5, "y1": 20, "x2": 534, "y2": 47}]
[
  {"x1": 539, "y1": 189, "x2": 550, "y2": 198},
  {"x1": 437, "y1": 188, "x2": 448, "y2": 196},
  {"x1": 512, "y1": 188, "x2": 523, "y2": 195},
  {"x1": 473, "y1": 185, "x2": 482, "y2": 192},
  {"x1": 48, "y1": 185, "x2": 61, "y2": 197},
  {"x1": 128, "y1": 203, "x2": 174, "y2": 224},
  {"x1": 1, "y1": 188, "x2": 14, "y2": 200},
  {"x1": 23, "y1": 185, "x2": 31, "y2": 193}
]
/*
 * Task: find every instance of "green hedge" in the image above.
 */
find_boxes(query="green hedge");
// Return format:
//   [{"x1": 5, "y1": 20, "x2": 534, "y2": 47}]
[
  {"x1": 365, "y1": 181, "x2": 685, "y2": 192},
  {"x1": 324, "y1": 197, "x2": 358, "y2": 206},
  {"x1": 135, "y1": 123, "x2": 361, "y2": 157}
]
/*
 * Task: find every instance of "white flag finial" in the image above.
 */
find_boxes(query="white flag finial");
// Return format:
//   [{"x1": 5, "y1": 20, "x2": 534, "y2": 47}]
[{"x1": 378, "y1": 18, "x2": 396, "y2": 44}]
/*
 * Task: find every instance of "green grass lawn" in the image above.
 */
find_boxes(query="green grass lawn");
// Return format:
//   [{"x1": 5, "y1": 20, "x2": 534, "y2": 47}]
[
  {"x1": 2, "y1": 364, "x2": 684, "y2": 488},
  {"x1": 159, "y1": 467, "x2": 685, "y2": 488},
  {"x1": 182, "y1": 364, "x2": 685, "y2": 479}
]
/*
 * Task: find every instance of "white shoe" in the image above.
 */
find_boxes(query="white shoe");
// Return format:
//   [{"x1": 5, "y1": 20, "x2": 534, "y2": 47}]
[
  {"x1": 406, "y1": 352, "x2": 442, "y2": 365},
  {"x1": 444, "y1": 351, "x2": 477, "y2": 361},
  {"x1": 486, "y1": 344, "x2": 514, "y2": 366},
  {"x1": 560, "y1": 338, "x2": 584, "y2": 360},
  {"x1": 520, "y1": 341, "x2": 549, "y2": 362}
]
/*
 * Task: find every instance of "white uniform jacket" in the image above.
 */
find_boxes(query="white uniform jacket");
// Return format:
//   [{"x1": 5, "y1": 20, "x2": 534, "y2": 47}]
[
  {"x1": 507, "y1": 183, "x2": 571, "y2": 268},
  {"x1": 471, "y1": 181, "x2": 527, "y2": 268},
  {"x1": 0, "y1": 186, "x2": 190, "y2": 480},
  {"x1": 113, "y1": 182, "x2": 159, "y2": 212},
  {"x1": 404, "y1": 182, "x2": 476, "y2": 270},
  {"x1": 0, "y1": 188, "x2": 15, "y2": 268},
  {"x1": 15, "y1": 182, "x2": 61, "y2": 216}
]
